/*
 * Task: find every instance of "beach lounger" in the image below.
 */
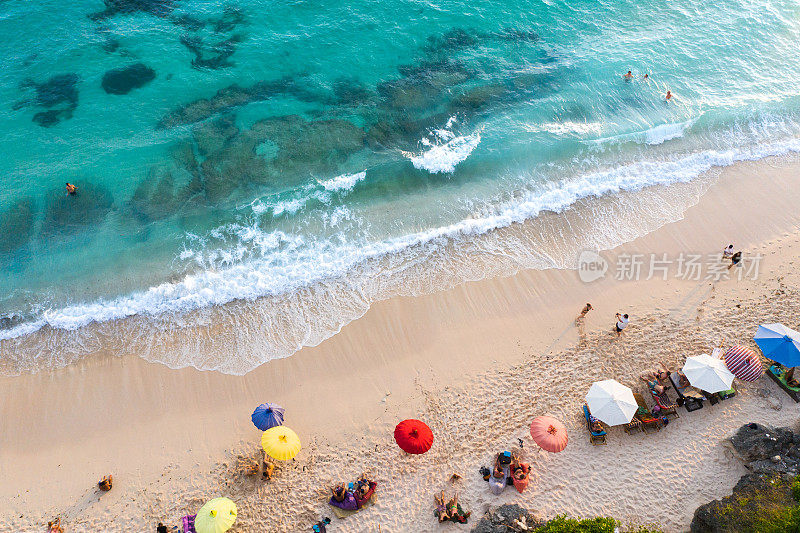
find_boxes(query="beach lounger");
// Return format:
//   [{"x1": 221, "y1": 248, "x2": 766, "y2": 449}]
[
  {"x1": 181, "y1": 515, "x2": 196, "y2": 533},
  {"x1": 669, "y1": 372, "x2": 703, "y2": 412},
  {"x1": 767, "y1": 363, "x2": 800, "y2": 403},
  {"x1": 583, "y1": 405, "x2": 607, "y2": 445},
  {"x1": 633, "y1": 393, "x2": 663, "y2": 433},
  {"x1": 650, "y1": 388, "x2": 679, "y2": 419},
  {"x1": 623, "y1": 416, "x2": 643, "y2": 434}
]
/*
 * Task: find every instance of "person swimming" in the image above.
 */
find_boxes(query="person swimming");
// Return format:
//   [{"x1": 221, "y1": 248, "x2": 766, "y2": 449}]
[
  {"x1": 665, "y1": 90, "x2": 673, "y2": 100},
  {"x1": 643, "y1": 73, "x2": 649, "y2": 80},
  {"x1": 624, "y1": 70, "x2": 633, "y2": 80},
  {"x1": 65, "y1": 182, "x2": 77, "y2": 195}
]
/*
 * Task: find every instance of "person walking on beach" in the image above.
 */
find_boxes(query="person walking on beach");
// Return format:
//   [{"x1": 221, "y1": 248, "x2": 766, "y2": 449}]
[
  {"x1": 722, "y1": 244, "x2": 735, "y2": 260},
  {"x1": 727, "y1": 250, "x2": 742, "y2": 270},
  {"x1": 615, "y1": 313, "x2": 629, "y2": 336},
  {"x1": 624, "y1": 70, "x2": 633, "y2": 80},
  {"x1": 578, "y1": 303, "x2": 593, "y2": 319}
]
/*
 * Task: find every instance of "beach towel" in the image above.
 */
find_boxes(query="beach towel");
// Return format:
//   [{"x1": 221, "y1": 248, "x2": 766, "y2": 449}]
[
  {"x1": 329, "y1": 492, "x2": 359, "y2": 511},
  {"x1": 488, "y1": 465, "x2": 509, "y2": 495},
  {"x1": 181, "y1": 514, "x2": 196, "y2": 533},
  {"x1": 329, "y1": 493, "x2": 376, "y2": 519}
]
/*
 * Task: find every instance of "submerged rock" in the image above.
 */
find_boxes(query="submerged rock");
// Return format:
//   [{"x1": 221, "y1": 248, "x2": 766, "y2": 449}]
[
  {"x1": 179, "y1": 34, "x2": 242, "y2": 70},
  {"x1": 41, "y1": 184, "x2": 114, "y2": 236},
  {"x1": 89, "y1": 0, "x2": 178, "y2": 21},
  {"x1": 14, "y1": 74, "x2": 79, "y2": 126},
  {"x1": 101, "y1": 63, "x2": 156, "y2": 95},
  {"x1": 0, "y1": 197, "x2": 36, "y2": 254}
]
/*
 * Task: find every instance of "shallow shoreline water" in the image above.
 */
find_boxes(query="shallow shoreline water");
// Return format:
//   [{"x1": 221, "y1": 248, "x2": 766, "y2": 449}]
[{"x1": 2, "y1": 154, "x2": 800, "y2": 532}]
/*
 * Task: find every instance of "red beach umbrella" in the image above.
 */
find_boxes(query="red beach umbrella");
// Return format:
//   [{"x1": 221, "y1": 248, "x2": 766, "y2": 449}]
[
  {"x1": 529, "y1": 416, "x2": 568, "y2": 453},
  {"x1": 725, "y1": 345, "x2": 763, "y2": 382},
  {"x1": 394, "y1": 419, "x2": 433, "y2": 454}
]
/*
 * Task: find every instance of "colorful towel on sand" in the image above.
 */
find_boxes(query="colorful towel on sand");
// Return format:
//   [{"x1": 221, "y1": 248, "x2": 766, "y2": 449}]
[{"x1": 181, "y1": 514, "x2": 196, "y2": 533}]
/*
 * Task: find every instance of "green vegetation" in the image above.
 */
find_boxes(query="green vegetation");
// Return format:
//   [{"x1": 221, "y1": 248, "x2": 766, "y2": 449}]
[
  {"x1": 533, "y1": 515, "x2": 663, "y2": 533},
  {"x1": 705, "y1": 475, "x2": 800, "y2": 533}
]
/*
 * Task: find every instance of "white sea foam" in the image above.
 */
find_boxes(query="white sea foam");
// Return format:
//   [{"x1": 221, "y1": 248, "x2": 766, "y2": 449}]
[
  {"x1": 524, "y1": 121, "x2": 605, "y2": 136},
  {"x1": 320, "y1": 171, "x2": 367, "y2": 192},
  {"x1": 3, "y1": 133, "x2": 800, "y2": 347},
  {"x1": 407, "y1": 118, "x2": 481, "y2": 173},
  {"x1": 590, "y1": 118, "x2": 697, "y2": 146}
]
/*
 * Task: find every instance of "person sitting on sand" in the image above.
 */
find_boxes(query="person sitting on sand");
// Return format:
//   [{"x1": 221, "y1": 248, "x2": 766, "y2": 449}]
[
  {"x1": 157, "y1": 523, "x2": 168, "y2": 533},
  {"x1": 510, "y1": 457, "x2": 530, "y2": 493},
  {"x1": 65, "y1": 183, "x2": 77, "y2": 195},
  {"x1": 624, "y1": 70, "x2": 633, "y2": 80},
  {"x1": 722, "y1": 244, "x2": 735, "y2": 259},
  {"x1": 331, "y1": 484, "x2": 347, "y2": 502},
  {"x1": 578, "y1": 303, "x2": 593, "y2": 319},
  {"x1": 354, "y1": 476, "x2": 377, "y2": 508},
  {"x1": 262, "y1": 459, "x2": 275, "y2": 480},
  {"x1": 98, "y1": 474, "x2": 113, "y2": 491},
  {"x1": 48, "y1": 518, "x2": 64, "y2": 533}
]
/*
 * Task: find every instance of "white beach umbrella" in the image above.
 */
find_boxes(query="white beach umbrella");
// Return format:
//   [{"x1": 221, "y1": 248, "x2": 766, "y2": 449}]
[
  {"x1": 585, "y1": 379, "x2": 637, "y2": 426},
  {"x1": 682, "y1": 354, "x2": 734, "y2": 393}
]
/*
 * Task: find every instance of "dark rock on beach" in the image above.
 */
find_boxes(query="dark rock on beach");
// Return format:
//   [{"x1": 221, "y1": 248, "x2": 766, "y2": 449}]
[
  {"x1": 101, "y1": 63, "x2": 156, "y2": 95},
  {"x1": 0, "y1": 197, "x2": 36, "y2": 254},
  {"x1": 41, "y1": 184, "x2": 114, "y2": 236},
  {"x1": 690, "y1": 423, "x2": 800, "y2": 532},
  {"x1": 471, "y1": 504, "x2": 544, "y2": 533}
]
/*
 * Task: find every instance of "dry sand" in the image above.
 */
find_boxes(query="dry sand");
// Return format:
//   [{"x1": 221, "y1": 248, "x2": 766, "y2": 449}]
[{"x1": 2, "y1": 155, "x2": 800, "y2": 532}]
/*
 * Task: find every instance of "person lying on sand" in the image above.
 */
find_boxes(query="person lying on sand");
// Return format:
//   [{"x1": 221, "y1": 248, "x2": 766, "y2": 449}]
[
  {"x1": 48, "y1": 517, "x2": 64, "y2": 533},
  {"x1": 728, "y1": 251, "x2": 742, "y2": 270},
  {"x1": 434, "y1": 492, "x2": 449, "y2": 522},
  {"x1": 446, "y1": 494, "x2": 470, "y2": 523},
  {"x1": 98, "y1": 474, "x2": 113, "y2": 491},
  {"x1": 722, "y1": 244, "x2": 735, "y2": 259}
]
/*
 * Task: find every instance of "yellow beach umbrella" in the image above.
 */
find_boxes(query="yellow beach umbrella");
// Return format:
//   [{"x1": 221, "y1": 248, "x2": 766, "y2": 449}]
[
  {"x1": 261, "y1": 425, "x2": 301, "y2": 461},
  {"x1": 195, "y1": 497, "x2": 237, "y2": 533}
]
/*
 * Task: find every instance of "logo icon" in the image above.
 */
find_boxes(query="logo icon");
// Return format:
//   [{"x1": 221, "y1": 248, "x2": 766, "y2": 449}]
[{"x1": 578, "y1": 250, "x2": 608, "y2": 283}]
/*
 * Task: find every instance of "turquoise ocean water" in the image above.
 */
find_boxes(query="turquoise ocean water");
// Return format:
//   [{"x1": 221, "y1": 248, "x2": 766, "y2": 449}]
[{"x1": 1, "y1": 0, "x2": 799, "y2": 373}]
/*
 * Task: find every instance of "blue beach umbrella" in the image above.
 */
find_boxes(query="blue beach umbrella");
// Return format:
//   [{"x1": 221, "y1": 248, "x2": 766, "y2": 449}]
[
  {"x1": 251, "y1": 403, "x2": 285, "y2": 431},
  {"x1": 754, "y1": 323, "x2": 800, "y2": 367}
]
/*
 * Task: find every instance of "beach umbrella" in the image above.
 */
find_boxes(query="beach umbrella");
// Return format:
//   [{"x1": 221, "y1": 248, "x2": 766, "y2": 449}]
[
  {"x1": 251, "y1": 402, "x2": 285, "y2": 431},
  {"x1": 682, "y1": 354, "x2": 734, "y2": 393},
  {"x1": 394, "y1": 419, "x2": 433, "y2": 454},
  {"x1": 529, "y1": 416, "x2": 568, "y2": 453},
  {"x1": 754, "y1": 323, "x2": 800, "y2": 367},
  {"x1": 195, "y1": 497, "x2": 237, "y2": 533},
  {"x1": 585, "y1": 379, "x2": 637, "y2": 426},
  {"x1": 261, "y1": 425, "x2": 301, "y2": 461},
  {"x1": 724, "y1": 345, "x2": 763, "y2": 382}
]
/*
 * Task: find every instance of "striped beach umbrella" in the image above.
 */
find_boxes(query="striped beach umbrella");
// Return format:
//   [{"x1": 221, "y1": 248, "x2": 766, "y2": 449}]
[{"x1": 724, "y1": 345, "x2": 763, "y2": 382}]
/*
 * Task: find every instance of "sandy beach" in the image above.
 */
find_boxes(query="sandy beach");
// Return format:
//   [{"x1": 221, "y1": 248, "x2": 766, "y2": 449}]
[{"x1": 2, "y1": 154, "x2": 800, "y2": 532}]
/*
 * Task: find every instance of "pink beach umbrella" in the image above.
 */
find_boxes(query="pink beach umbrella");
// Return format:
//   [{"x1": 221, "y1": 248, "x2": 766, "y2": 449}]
[
  {"x1": 529, "y1": 416, "x2": 568, "y2": 453},
  {"x1": 724, "y1": 345, "x2": 763, "y2": 382}
]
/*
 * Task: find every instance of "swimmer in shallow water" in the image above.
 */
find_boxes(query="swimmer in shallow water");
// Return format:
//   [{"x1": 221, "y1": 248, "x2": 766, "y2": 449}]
[
  {"x1": 624, "y1": 70, "x2": 633, "y2": 80},
  {"x1": 665, "y1": 90, "x2": 673, "y2": 101},
  {"x1": 65, "y1": 182, "x2": 77, "y2": 195}
]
